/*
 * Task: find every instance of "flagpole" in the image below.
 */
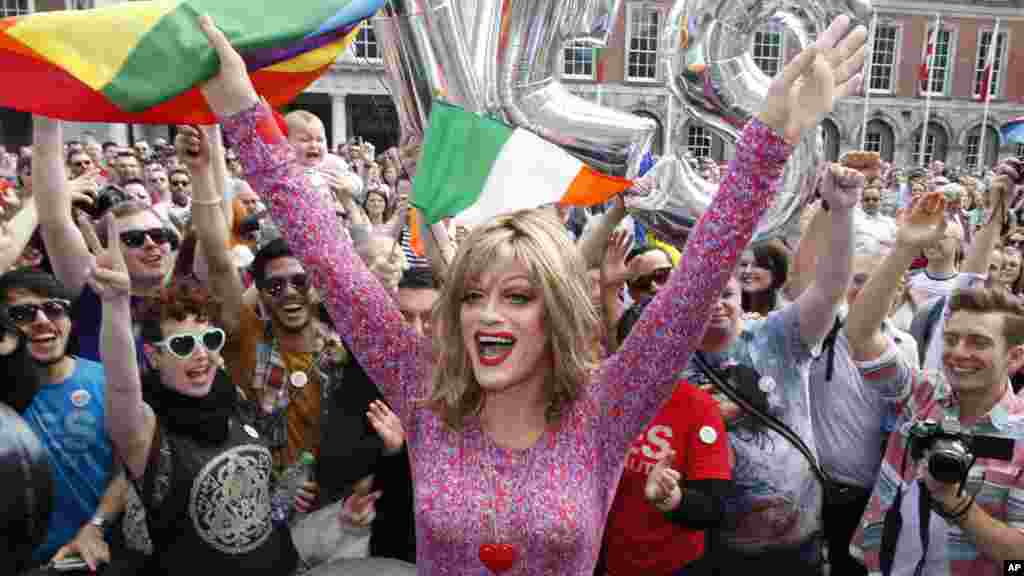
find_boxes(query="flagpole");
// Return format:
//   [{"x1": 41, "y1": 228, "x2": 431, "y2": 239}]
[
  {"x1": 861, "y1": 12, "x2": 878, "y2": 150},
  {"x1": 919, "y1": 12, "x2": 941, "y2": 168},
  {"x1": 978, "y1": 17, "x2": 999, "y2": 172}
]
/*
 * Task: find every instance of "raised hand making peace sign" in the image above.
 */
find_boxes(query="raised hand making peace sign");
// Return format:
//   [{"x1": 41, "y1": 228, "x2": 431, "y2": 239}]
[{"x1": 82, "y1": 213, "x2": 131, "y2": 300}]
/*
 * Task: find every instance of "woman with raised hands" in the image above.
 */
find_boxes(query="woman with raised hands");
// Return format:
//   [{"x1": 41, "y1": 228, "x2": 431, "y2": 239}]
[
  {"x1": 195, "y1": 12, "x2": 866, "y2": 574},
  {"x1": 88, "y1": 213, "x2": 378, "y2": 574}
]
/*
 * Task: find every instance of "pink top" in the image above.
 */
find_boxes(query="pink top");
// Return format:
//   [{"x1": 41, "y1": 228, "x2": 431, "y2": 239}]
[{"x1": 222, "y1": 101, "x2": 792, "y2": 575}]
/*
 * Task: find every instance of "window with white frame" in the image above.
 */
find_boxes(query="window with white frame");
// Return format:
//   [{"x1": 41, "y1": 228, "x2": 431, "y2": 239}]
[
  {"x1": 1, "y1": 0, "x2": 31, "y2": 16},
  {"x1": 626, "y1": 4, "x2": 660, "y2": 81},
  {"x1": 864, "y1": 132, "x2": 882, "y2": 154},
  {"x1": 563, "y1": 41, "x2": 595, "y2": 80},
  {"x1": 869, "y1": 25, "x2": 898, "y2": 93},
  {"x1": 965, "y1": 133, "x2": 981, "y2": 170},
  {"x1": 687, "y1": 125, "x2": 712, "y2": 158},
  {"x1": 913, "y1": 133, "x2": 937, "y2": 166},
  {"x1": 922, "y1": 27, "x2": 953, "y2": 95},
  {"x1": 351, "y1": 26, "x2": 381, "y2": 62},
  {"x1": 973, "y1": 30, "x2": 1006, "y2": 99},
  {"x1": 752, "y1": 29, "x2": 784, "y2": 77}
]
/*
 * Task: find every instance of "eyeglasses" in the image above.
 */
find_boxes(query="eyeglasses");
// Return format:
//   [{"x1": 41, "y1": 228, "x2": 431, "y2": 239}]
[
  {"x1": 154, "y1": 327, "x2": 226, "y2": 360},
  {"x1": 71, "y1": 160, "x2": 92, "y2": 168},
  {"x1": 629, "y1": 267, "x2": 672, "y2": 291},
  {"x1": 258, "y1": 273, "x2": 310, "y2": 298},
  {"x1": 226, "y1": 156, "x2": 241, "y2": 164},
  {"x1": 120, "y1": 228, "x2": 176, "y2": 249},
  {"x1": 170, "y1": 180, "x2": 191, "y2": 188},
  {"x1": 4, "y1": 299, "x2": 72, "y2": 326}
]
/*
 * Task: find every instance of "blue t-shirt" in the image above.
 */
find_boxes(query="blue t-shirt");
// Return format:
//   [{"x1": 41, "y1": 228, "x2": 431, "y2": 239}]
[{"x1": 23, "y1": 358, "x2": 113, "y2": 563}]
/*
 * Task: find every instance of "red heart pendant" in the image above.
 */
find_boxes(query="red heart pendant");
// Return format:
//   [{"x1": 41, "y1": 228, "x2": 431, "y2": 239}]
[{"x1": 479, "y1": 542, "x2": 518, "y2": 573}]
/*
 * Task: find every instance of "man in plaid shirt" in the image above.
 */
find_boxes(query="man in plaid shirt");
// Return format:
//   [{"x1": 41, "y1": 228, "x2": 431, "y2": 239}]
[{"x1": 843, "y1": 166, "x2": 1024, "y2": 576}]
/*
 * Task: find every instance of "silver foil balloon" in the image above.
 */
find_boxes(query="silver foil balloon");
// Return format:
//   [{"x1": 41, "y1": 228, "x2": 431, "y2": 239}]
[
  {"x1": 374, "y1": 3, "x2": 435, "y2": 143},
  {"x1": 497, "y1": 0, "x2": 656, "y2": 177},
  {"x1": 377, "y1": 0, "x2": 656, "y2": 177},
  {"x1": 628, "y1": 0, "x2": 872, "y2": 245}
]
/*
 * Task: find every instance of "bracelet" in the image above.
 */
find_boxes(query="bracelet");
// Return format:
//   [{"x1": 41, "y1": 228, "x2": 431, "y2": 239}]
[{"x1": 192, "y1": 198, "x2": 224, "y2": 207}]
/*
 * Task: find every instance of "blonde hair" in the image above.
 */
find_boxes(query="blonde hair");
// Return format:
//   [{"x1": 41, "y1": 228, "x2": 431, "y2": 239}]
[
  {"x1": 426, "y1": 209, "x2": 599, "y2": 429},
  {"x1": 284, "y1": 110, "x2": 324, "y2": 137}
]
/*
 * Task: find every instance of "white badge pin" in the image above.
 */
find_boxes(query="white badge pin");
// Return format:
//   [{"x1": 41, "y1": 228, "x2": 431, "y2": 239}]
[
  {"x1": 243, "y1": 424, "x2": 259, "y2": 439},
  {"x1": 758, "y1": 375, "x2": 776, "y2": 394},
  {"x1": 290, "y1": 371, "x2": 308, "y2": 389},
  {"x1": 70, "y1": 389, "x2": 91, "y2": 408},
  {"x1": 699, "y1": 426, "x2": 718, "y2": 445}
]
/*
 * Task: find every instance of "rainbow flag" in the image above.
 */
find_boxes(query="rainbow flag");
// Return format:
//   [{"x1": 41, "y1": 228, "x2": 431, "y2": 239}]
[{"x1": 0, "y1": 0, "x2": 383, "y2": 124}]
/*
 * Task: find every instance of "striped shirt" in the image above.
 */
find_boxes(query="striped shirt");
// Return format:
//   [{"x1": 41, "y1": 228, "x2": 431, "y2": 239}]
[{"x1": 852, "y1": 341, "x2": 1024, "y2": 575}]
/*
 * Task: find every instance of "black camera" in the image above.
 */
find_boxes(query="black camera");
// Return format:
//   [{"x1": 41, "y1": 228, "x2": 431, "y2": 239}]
[{"x1": 908, "y1": 419, "x2": 1015, "y2": 484}]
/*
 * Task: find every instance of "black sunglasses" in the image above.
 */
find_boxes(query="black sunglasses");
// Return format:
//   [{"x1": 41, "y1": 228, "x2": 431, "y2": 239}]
[
  {"x1": 629, "y1": 267, "x2": 672, "y2": 291},
  {"x1": 258, "y1": 273, "x2": 310, "y2": 298},
  {"x1": 4, "y1": 299, "x2": 72, "y2": 326},
  {"x1": 120, "y1": 228, "x2": 176, "y2": 250},
  {"x1": 170, "y1": 180, "x2": 191, "y2": 188}
]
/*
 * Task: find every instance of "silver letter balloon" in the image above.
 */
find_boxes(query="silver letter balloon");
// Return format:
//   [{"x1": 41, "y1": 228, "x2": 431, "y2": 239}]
[
  {"x1": 625, "y1": 0, "x2": 873, "y2": 247},
  {"x1": 375, "y1": 0, "x2": 656, "y2": 177}
]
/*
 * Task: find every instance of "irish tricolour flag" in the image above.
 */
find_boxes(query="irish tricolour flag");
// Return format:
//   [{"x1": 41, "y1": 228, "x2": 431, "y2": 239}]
[{"x1": 412, "y1": 101, "x2": 634, "y2": 226}]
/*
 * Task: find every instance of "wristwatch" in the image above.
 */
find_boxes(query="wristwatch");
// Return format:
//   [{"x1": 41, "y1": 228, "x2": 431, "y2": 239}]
[{"x1": 89, "y1": 514, "x2": 109, "y2": 531}]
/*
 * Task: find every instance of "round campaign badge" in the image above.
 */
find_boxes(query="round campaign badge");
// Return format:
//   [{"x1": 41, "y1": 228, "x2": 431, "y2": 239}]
[
  {"x1": 698, "y1": 426, "x2": 718, "y2": 445},
  {"x1": 243, "y1": 425, "x2": 259, "y2": 439},
  {"x1": 289, "y1": 371, "x2": 307, "y2": 389},
  {"x1": 70, "y1": 389, "x2": 91, "y2": 408}
]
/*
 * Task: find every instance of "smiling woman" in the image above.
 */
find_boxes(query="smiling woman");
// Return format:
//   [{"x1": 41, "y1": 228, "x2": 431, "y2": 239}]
[{"x1": 432, "y1": 210, "x2": 597, "y2": 429}]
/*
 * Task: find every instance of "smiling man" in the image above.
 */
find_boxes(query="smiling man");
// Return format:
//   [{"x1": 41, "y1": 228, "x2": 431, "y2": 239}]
[{"x1": 0, "y1": 269, "x2": 126, "y2": 571}]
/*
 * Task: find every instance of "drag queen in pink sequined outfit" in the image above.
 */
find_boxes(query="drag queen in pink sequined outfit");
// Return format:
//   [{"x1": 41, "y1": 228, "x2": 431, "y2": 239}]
[{"x1": 195, "y1": 13, "x2": 866, "y2": 575}]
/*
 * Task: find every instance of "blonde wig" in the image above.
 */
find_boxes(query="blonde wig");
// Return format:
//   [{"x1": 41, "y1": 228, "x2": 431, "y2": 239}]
[{"x1": 426, "y1": 209, "x2": 600, "y2": 429}]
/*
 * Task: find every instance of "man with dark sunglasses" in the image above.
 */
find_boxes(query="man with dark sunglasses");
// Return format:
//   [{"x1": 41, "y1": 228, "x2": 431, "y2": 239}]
[
  {"x1": 625, "y1": 245, "x2": 675, "y2": 303},
  {"x1": 32, "y1": 117, "x2": 179, "y2": 365},
  {"x1": 0, "y1": 268, "x2": 128, "y2": 573}
]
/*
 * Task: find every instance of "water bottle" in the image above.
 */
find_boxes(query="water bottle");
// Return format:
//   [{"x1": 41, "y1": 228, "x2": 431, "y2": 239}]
[{"x1": 292, "y1": 451, "x2": 318, "y2": 524}]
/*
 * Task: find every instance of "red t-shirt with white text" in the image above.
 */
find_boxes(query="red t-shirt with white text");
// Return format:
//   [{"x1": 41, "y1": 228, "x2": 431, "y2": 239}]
[{"x1": 604, "y1": 380, "x2": 731, "y2": 575}]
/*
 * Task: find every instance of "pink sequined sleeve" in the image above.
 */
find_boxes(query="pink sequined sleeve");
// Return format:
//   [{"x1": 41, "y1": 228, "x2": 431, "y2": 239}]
[
  {"x1": 592, "y1": 119, "x2": 793, "y2": 463},
  {"x1": 220, "y1": 102, "x2": 431, "y2": 422}
]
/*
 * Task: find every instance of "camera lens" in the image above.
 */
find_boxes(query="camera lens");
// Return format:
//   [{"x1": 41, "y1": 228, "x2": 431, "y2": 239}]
[{"x1": 928, "y1": 450, "x2": 968, "y2": 484}]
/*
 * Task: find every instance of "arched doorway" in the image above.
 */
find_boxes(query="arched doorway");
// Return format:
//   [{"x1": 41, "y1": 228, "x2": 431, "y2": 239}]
[
  {"x1": 964, "y1": 124, "x2": 1000, "y2": 171},
  {"x1": 864, "y1": 118, "x2": 895, "y2": 162},
  {"x1": 820, "y1": 118, "x2": 840, "y2": 162},
  {"x1": 911, "y1": 122, "x2": 949, "y2": 167}
]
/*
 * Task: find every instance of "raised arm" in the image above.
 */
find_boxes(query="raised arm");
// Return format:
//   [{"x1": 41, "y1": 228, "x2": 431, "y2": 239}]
[
  {"x1": 594, "y1": 16, "x2": 867, "y2": 451},
  {"x1": 846, "y1": 193, "x2": 947, "y2": 362},
  {"x1": 0, "y1": 198, "x2": 38, "y2": 272},
  {"x1": 794, "y1": 163, "x2": 861, "y2": 347},
  {"x1": 962, "y1": 173, "x2": 1012, "y2": 275},
  {"x1": 32, "y1": 117, "x2": 95, "y2": 296},
  {"x1": 577, "y1": 198, "x2": 627, "y2": 269},
  {"x1": 789, "y1": 201, "x2": 828, "y2": 300},
  {"x1": 180, "y1": 126, "x2": 244, "y2": 336},
  {"x1": 198, "y1": 16, "x2": 430, "y2": 420},
  {"x1": 89, "y1": 215, "x2": 154, "y2": 479}
]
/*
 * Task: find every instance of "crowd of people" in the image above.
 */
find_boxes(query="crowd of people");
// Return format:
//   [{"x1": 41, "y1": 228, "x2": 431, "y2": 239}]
[{"x1": 0, "y1": 12, "x2": 1022, "y2": 576}]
